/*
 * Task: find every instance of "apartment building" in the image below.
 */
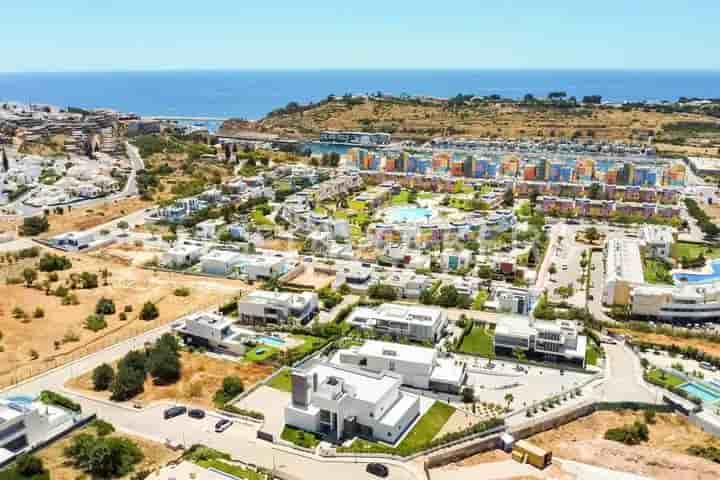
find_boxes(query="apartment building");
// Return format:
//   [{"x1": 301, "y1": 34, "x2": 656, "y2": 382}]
[
  {"x1": 639, "y1": 225, "x2": 675, "y2": 260},
  {"x1": 319, "y1": 131, "x2": 391, "y2": 146},
  {"x1": 484, "y1": 285, "x2": 539, "y2": 315},
  {"x1": 346, "y1": 304, "x2": 447, "y2": 342},
  {"x1": 284, "y1": 361, "x2": 419, "y2": 444},
  {"x1": 603, "y1": 238, "x2": 646, "y2": 306},
  {"x1": 493, "y1": 315, "x2": 587, "y2": 367},
  {"x1": 632, "y1": 282, "x2": 720, "y2": 324},
  {"x1": 337, "y1": 340, "x2": 466, "y2": 393},
  {"x1": 237, "y1": 290, "x2": 319, "y2": 325}
]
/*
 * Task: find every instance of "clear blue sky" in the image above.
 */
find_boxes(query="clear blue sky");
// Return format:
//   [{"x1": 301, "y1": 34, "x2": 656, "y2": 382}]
[{"x1": 3, "y1": 1, "x2": 719, "y2": 72}]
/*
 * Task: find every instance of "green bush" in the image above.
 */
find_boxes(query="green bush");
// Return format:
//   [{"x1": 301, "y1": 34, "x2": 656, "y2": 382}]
[
  {"x1": 219, "y1": 404, "x2": 264, "y2": 419},
  {"x1": 213, "y1": 376, "x2": 245, "y2": 406},
  {"x1": 140, "y1": 301, "x2": 159, "y2": 320},
  {"x1": 96, "y1": 297, "x2": 116, "y2": 315},
  {"x1": 91, "y1": 419, "x2": 116, "y2": 436},
  {"x1": 173, "y1": 287, "x2": 191, "y2": 297},
  {"x1": 84, "y1": 314, "x2": 107, "y2": 332},
  {"x1": 39, "y1": 390, "x2": 81, "y2": 412},
  {"x1": 15, "y1": 454, "x2": 45, "y2": 477},
  {"x1": 604, "y1": 421, "x2": 649, "y2": 445},
  {"x1": 38, "y1": 253, "x2": 72, "y2": 272},
  {"x1": 64, "y1": 433, "x2": 144, "y2": 477}
]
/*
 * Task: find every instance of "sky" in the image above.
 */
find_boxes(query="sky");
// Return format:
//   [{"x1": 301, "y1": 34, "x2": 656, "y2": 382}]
[{"x1": 2, "y1": 1, "x2": 720, "y2": 72}]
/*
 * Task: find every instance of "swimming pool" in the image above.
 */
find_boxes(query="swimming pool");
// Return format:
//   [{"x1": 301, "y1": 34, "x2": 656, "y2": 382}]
[
  {"x1": 386, "y1": 206, "x2": 432, "y2": 223},
  {"x1": 678, "y1": 382, "x2": 720, "y2": 403},
  {"x1": 257, "y1": 335, "x2": 285, "y2": 348},
  {"x1": 4, "y1": 395, "x2": 35, "y2": 405},
  {"x1": 673, "y1": 260, "x2": 720, "y2": 284}
]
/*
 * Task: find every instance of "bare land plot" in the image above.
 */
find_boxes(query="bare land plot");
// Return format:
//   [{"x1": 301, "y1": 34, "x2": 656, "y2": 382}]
[
  {"x1": 0, "y1": 247, "x2": 246, "y2": 387},
  {"x1": 67, "y1": 351, "x2": 275, "y2": 409}
]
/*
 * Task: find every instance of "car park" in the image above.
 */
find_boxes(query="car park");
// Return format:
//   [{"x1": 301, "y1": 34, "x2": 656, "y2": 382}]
[{"x1": 163, "y1": 406, "x2": 187, "y2": 419}]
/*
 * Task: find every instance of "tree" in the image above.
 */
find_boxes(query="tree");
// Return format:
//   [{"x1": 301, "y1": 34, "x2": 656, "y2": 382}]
[
  {"x1": 93, "y1": 363, "x2": 115, "y2": 391},
  {"x1": 117, "y1": 220, "x2": 129, "y2": 230},
  {"x1": 22, "y1": 267, "x2": 38, "y2": 287},
  {"x1": 585, "y1": 227, "x2": 600, "y2": 242},
  {"x1": 111, "y1": 362, "x2": 146, "y2": 401},
  {"x1": 15, "y1": 454, "x2": 45, "y2": 476},
  {"x1": 367, "y1": 284, "x2": 398, "y2": 301},
  {"x1": 19, "y1": 216, "x2": 49, "y2": 236},
  {"x1": 512, "y1": 347, "x2": 526, "y2": 367},
  {"x1": 548, "y1": 91, "x2": 567, "y2": 100},
  {"x1": 147, "y1": 342, "x2": 181, "y2": 385},
  {"x1": 548, "y1": 264, "x2": 557, "y2": 276},
  {"x1": 65, "y1": 433, "x2": 144, "y2": 477},
  {"x1": 1, "y1": 148, "x2": 8, "y2": 172},
  {"x1": 140, "y1": 301, "x2": 159, "y2": 320},
  {"x1": 582, "y1": 95, "x2": 602, "y2": 104},
  {"x1": 502, "y1": 188, "x2": 514, "y2": 207},
  {"x1": 95, "y1": 297, "x2": 116, "y2": 315},
  {"x1": 504, "y1": 393, "x2": 514, "y2": 409}
]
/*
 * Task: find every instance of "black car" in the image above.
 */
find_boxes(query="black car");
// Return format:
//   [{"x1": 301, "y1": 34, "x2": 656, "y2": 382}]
[
  {"x1": 366, "y1": 463, "x2": 388, "y2": 478},
  {"x1": 188, "y1": 408, "x2": 206, "y2": 419},
  {"x1": 163, "y1": 406, "x2": 187, "y2": 419},
  {"x1": 215, "y1": 419, "x2": 232, "y2": 433}
]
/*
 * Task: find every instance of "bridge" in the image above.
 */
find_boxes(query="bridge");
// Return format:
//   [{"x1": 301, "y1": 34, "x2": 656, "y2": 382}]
[{"x1": 145, "y1": 116, "x2": 230, "y2": 122}]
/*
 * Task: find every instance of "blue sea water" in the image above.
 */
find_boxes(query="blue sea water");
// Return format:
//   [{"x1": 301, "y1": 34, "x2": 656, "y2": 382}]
[{"x1": 1, "y1": 69, "x2": 719, "y2": 120}]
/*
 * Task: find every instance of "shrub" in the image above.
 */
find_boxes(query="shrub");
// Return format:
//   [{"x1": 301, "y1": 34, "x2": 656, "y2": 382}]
[
  {"x1": 213, "y1": 376, "x2": 245, "y2": 406},
  {"x1": 220, "y1": 404, "x2": 265, "y2": 419},
  {"x1": 124, "y1": 304, "x2": 133, "y2": 313},
  {"x1": 39, "y1": 390, "x2": 81, "y2": 412},
  {"x1": 61, "y1": 293, "x2": 80, "y2": 305},
  {"x1": 95, "y1": 297, "x2": 116, "y2": 315},
  {"x1": 15, "y1": 454, "x2": 45, "y2": 476},
  {"x1": 368, "y1": 283, "x2": 398, "y2": 301},
  {"x1": 173, "y1": 287, "x2": 190, "y2": 297},
  {"x1": 93, "y1": 363, "x2": 115, "y2": 391},
  {"x1": 91, "y1": 419, "x2": 116, "y2": 436},
  {"x1": 140, "y1": 301, "x2": 159, "y2": 320},
  {"x1": 84, "y1": 314, "x2": 107, "y2": 332},
  {"x1": 461, "y1": 387, "x2": 475, "y2": 403},
  {"x1": 12, "y1": 306, "x2": 26, "y2": 319},
  {"x1": 147, "y1": 342, "x2": 181, "y2": 384},
  {"x1": 38, "y1": 253, "x2": 72, "y2": 272},
  {"x1": 33, "y1": 307, "x2": 45, "y2": 318},
  {"x1": 643, "y1": 410, "x2": 657, "y2": 425},
  {"x1": 48, "y1": 272, "x2": 59, "y2": 282},
  {"x1": 110, "y1": 361, "x2": 146, "y2": 401},
  {"x1": 604, "y1": 421, "x2": 650, "y2": 445},
  {"x1": 19, "y1": 216, "x2": 49, "y2": 236},
  {"x1": 64, "y1": 433, "x2": 143, "y2": 477},
  {"x1": 119, "y1": 312, "x2": 127, "y2": 321}
]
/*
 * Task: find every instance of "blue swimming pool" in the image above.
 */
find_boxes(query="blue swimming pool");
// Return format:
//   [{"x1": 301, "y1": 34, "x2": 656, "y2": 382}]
[
  {"x1": 257, "y1": 335, "x2": 285, "y2": 348},
  {"x1": 4, "y1": 395, "x2": 35, "y2": 405},
  {"x1": 679, "y1": 382, "x2": 720, "y2": 403},
  {"x1": 673, "y1": 260, "x2": 720, "y2": 284},
  {"x1": 387, "y1": 206, "x2": 432, "y2": 223}
]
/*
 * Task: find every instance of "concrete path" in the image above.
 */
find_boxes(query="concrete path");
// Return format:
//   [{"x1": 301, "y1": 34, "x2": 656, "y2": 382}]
[{"x1": 431, "y1": 460, "x2": 539, "y2": 480}]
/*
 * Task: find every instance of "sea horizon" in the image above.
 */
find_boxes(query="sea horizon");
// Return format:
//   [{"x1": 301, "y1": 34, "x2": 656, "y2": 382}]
[{"x1": 2, "y1": 68, "x2": 720, "y2": 120}]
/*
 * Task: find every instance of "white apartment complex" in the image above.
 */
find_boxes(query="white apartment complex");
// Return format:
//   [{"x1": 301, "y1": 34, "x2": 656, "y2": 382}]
[
  {"x1": 346, "y1": 304, "x2": 447, "y2": 342},
  {"x1": 632, "y1": 282, "x2": 720, "y2": 323},
  {"x1": 237, "y1": 290, "x2": 319, "y2": 325},
  {"x1": 602, "y1": 238, "x2": 645, "y2": 306},
  {"x1": 337, "y1": 340, "x2": 466, "y2": 393},
  {"x1": 493, "y1": 315, "x2": 587, "y2": 367},
  {"x1": 285, "y1": 361, "x2": 419, "y2": 444}
]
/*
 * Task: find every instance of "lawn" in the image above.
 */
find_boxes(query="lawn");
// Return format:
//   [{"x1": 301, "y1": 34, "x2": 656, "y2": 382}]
[
  {"x1": 645, "y1": 367, "x2": 685, "y2": 389},
  {"x1": 391, "y1": 190, "x2": 410, "y2": 205},
  {"x1": 244, "y1": 344, "x2": 279, "y2": 362},
  {"x1": 459, "y1": 325, "x2": 495, "y2": 356},
  {"x1": 281, "y1": 425, "x2": 322, "y2": 449},
  {"x1": 291, "y1": 335, "x2": 328, "y2": 357},
  {"x1": 472, "y1": 290, "x2": 489, "y2": 310},
  {"x1": 251, "y1": 208, "x2": 274, "y2": 226},
  {"x1": 267, "y1": 369, "x2": 292, "y2": 392},
  {"x1": 672, "y1": 242, "x2": 720, "y2": 261},
  {"x1": 418, "y1": 192, "x2": 436, "y2": 200},
  {"x1": 197, "y1": 459, "x2": 265, "y2": 480},
  {"x1": 643, "y1": 258, "x2": 674, "y2": 285},
  {"x1": 586, "y1": 341, "x2": 602, "y2": 366},
  {"x1": 337, "y1": 401, "x2": 456, "y2": 456}
]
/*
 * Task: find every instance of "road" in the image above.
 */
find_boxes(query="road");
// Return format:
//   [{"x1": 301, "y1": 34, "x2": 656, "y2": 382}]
[
  {"x1": 1, "y1": 322, "x2": 420, "y2": 480},
  {"x1": 600, "y1": 342, "x2": 661, "y2": 404}
]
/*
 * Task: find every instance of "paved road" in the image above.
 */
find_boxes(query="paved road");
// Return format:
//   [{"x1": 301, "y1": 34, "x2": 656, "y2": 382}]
[{"x1": 601, "y1": 342, "x2": 661, "y2": 404}]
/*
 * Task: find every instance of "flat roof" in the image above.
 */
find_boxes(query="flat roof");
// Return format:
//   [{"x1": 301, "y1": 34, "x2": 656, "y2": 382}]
[
  {"x1": 356, "y1": 340, "x2": 436, "y2": 365},
  {"x1": 605, "y1": 238, "x2": 645, "y2": 285},
  {"x1": 306, "y1": 362, "x2": 400, "y2": 405},
  {"x1": 378, "y1": 392, "x2": 418, "y2": 427}
]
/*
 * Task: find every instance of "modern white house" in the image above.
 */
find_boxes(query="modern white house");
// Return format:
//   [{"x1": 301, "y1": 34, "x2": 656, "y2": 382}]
[
  {"x1": 237, "y1": 290, "x2": 319, "y2": 325},
  {"x1": 0, "y1": 397, "x2": 76, "y2": 467},
  {"x1": 639, "y1": 225, "x2": 675, "y2": 260},
  {"x1": 49, "y1": 230, "x2": 96, "y2": 251},
  {"x1": 284, "y1": 361, "x2": 420, "y2": 444},
  {"x1": 346, "y1": 304, "x2": 447, "y2": 343},
  {"x1": 337, "y1": 340, "x2": 466, "y2": 393},
  {"x1": 485, "y1": 285, "x2": 539, "y2": 315},
  {"x1": 493, "y1": 315, "x2": 587, "y2": 367},
  {"x1": 176, "y1": 312, "x2": 248, "y2": 356},
  {"x1": 161, "y1": 242, "x2": 205, "y2": 268},
  {"x1": 200, "y1": 250, "x2": 292, "y2": 279},
  {"x1": 195, "y1": 219, "x2": 226, "y2": 240},
  {"x1": 200, "y1": 250, "x2": 246, "y2": 275}
]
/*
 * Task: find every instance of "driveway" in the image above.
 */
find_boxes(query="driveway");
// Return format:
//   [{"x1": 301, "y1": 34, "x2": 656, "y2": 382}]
[
  {"x1": 601, "y1": 343, "x2": 661, "y2": 404},
  {"x1": 235, "y1": 386, "x2": 291, "y2": 438}
]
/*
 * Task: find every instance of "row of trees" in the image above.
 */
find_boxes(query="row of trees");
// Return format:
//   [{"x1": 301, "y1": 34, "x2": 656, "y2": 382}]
[
  {"x1": 93, "y1": 333, "x2": 180, "y2": 401},
  {"x1": 684, "y1": 198, "x2": 720, "y2": 237}
]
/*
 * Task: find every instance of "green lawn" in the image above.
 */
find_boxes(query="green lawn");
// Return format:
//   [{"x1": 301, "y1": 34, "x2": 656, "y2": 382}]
[
  {"x1": 244, "y1": 344, "x2": 279, "y2": 362},
  {"x1": 391, "y1": 190, "x2": 410, "y2": 205},
  {"x1": 643, "y1": 258, "x2": 674, "y2": 284},
  {"x1": 472, "y1": 291, "x2": 489, "y2": 311},
  {"x1": 291, "y1": 335, "x2": 328, "y2": 357},
  {"x1": 586, "y1": 341, "x2": 602, "y2": 366},
  {"x1": 197, "y1": 459, "x2": 265, "y2": 480},
  {"x1": 281, "y1": 425, "x2": 322, "y2": 449},
  {"x1": 459, "y1": 325, "x2": 495, "y2": 356},
  {"x1": 251, "y1": 208, "x2": 274, "y2": 226},
  {"x1": 418, "y1": 192, "x2": 436, "y2": 200},
  {"x1": 673, "y1": 242, "x2": 720, "y2": 261},
  {"x1": 267, "y1": 369, "x2": 292, "y2": 392},
  {"x1": 338, "y1": 401, "x2": 456, "y2": 456},
  {"x1": 645, "y1": 367, "x2": 685, "y2": 389}
]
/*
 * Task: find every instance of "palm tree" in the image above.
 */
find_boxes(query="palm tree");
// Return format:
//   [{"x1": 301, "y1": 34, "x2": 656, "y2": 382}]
[
  {"x1": 485, "y1": 351, "x2": 495, "y2": 368},
  {"x1": 504, "y1": 393, "x2": 514, "y2": 409}
]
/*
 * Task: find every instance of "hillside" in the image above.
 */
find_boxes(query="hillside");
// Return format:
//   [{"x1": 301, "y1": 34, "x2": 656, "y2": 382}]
[{"x1": 219, "y1": 97, "x2": 720, "y2": 157}]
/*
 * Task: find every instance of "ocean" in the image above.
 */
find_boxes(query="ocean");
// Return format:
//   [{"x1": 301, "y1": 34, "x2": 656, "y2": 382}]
[{"x1": 1, "y1": 69, "x2": 719, "y2": 120}]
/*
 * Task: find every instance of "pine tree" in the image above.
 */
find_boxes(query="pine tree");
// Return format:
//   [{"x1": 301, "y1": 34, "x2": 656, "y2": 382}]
[{"x1": 1, "y1": 148, "x2": 8, "y2": 172}]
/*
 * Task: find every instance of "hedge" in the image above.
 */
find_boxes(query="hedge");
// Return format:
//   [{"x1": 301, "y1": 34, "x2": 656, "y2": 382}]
[
  {"x1": 595, "y1": 402, "x2": 674, "y2": 413},
  {"x1": 39, "y1": 390, "x2": 81, "y2": 412},
  {"x1": 220, "y1": 404, "x2": 265, "y2": 420}
]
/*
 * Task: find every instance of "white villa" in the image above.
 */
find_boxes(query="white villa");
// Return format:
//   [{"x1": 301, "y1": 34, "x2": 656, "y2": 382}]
[
  {"x1": 346, "y1": 304, "x2": 447, "y2": 343},
  {"x1": 237, "y1": 290, "x2": 319, "y2": 325}
]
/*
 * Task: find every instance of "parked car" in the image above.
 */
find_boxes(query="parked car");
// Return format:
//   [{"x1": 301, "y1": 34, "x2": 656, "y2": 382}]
[
  {"x1": 215, "y1": 419, "x2": 233, "y2": 432},
  {"x1": 366, "y1": 463, "x2": 388, "y2": 478},
  {"x1": 163, "y1": 406, "x2": 187, "y2": 420},
  {"x1": 188, "y1": 409, "x2": 206, "y2": 419}
]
